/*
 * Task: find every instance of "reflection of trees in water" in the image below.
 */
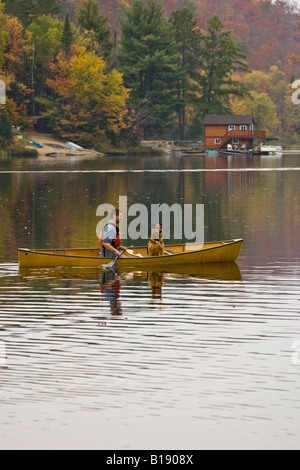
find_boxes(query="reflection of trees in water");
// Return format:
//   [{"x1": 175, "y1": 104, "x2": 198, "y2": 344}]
[{"x1": 2, "y1": 158, "x2": 300, "y2": 264}]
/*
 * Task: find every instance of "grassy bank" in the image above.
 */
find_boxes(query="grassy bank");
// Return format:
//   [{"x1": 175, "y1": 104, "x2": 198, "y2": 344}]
[
  {"x1": 10, "y1": 147, "x2": 38, "y2": 158},
  {"x1": 94, "y1": 143, "x2": 163, "y2": 156},
  {"x1": 0, "y1": 132, "x2": 38, "y2": 158},
  {"x1": 0, "y1": 146, "x2": 38, "y2": 159}
]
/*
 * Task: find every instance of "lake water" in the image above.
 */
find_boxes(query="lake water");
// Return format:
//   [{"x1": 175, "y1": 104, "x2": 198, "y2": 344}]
[{"x1": 0, "y1": 151, "x2": 300, "y2": 450}]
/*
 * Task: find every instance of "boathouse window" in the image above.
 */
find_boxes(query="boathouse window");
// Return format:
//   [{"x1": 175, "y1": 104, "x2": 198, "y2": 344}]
[
  {"x1": 240, "y1": 125, "x2": 247, "y2": 131},
  {"x1": 228, "y1": 125, "x2": 235, "y2": 131},
  {"x1": 233, "y1": 138, "x2": 239, "y2": 144},
  {"x1": 214, "y1": 138, "x2": 221, "y2": 144}
]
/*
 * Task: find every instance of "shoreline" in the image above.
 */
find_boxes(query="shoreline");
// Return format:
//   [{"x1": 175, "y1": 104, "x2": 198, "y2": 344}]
[
  {"x1": 26, "y1": 132, "x2": 105, "y2": 157},
  {"x1": 24, "y1": 133, "x2": 163, "y2": 157},
  {"x1": 2, "y1": 132, "x2": 300, "y2": 158}
]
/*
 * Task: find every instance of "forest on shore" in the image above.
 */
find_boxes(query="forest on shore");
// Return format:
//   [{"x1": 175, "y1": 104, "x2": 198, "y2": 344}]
[{"x1": 1, "y1": 0, "x2": 300, "y2": 149}]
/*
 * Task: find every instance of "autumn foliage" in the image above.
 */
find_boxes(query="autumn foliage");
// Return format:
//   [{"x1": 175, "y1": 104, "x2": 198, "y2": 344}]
[
  {"x1": 45, "y1": 46, "x2": 130, "y2": 144},
  {"x1": 1, "y1": 0, "x2": 300, "y2": 146},
  {"x1": 94, "y1": 0, "x2": 300, "y2": 77}
]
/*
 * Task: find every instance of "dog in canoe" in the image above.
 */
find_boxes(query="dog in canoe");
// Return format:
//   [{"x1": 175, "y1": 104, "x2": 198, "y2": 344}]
[{"x1": 147, "y1": 224, "x2": 165, "y2": 256}]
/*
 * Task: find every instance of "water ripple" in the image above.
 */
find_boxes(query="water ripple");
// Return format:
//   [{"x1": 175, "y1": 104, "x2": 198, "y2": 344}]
[{"x1": 1, "y1": 262, "x2": 300, "y2": 448}]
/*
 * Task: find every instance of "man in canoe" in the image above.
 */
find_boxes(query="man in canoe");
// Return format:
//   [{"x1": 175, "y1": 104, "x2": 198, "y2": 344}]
[{"x1": 100, "y1": 209, "x2": 127, "y2": 258}]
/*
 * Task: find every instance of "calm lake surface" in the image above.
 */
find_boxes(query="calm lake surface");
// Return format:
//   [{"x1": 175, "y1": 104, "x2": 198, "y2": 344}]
[{"x1": 0, "y1": 151, "x2": 300, "y2": 449}]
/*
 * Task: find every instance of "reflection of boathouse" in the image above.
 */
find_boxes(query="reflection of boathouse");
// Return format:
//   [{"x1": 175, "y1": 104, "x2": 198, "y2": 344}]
[{"x1": 204, "y1": 115, "x2": 266, "y2": 152}]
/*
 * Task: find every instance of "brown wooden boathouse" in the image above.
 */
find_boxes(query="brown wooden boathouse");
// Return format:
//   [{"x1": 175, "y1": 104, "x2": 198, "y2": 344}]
[{"x1": 204, "y1": 115, "x2": 266, "y2": 152}]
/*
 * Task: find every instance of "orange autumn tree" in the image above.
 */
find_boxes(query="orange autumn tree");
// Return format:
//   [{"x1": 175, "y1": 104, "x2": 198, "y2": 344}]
[
  {"x1": 44, "y1": 46, "x2": 131, "y2": 145},
  {"x1": 2, "y1": 16, "x2": 33, "y2": 126}
]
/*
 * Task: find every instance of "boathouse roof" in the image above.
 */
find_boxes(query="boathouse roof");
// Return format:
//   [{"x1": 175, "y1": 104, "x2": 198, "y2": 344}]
[{"x1": 204, "y1": 115, "x2": 254, "y2": 125}]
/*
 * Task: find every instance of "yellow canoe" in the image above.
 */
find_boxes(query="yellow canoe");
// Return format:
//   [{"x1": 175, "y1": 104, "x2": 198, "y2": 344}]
[{"x1": 18, "y1": 239, "x2": 243, "y2": 269}]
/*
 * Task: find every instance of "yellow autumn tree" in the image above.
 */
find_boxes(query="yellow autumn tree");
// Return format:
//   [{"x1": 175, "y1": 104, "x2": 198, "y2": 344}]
[
  {"x1": 230, "y1": 67, "x2": 300, "y2": 141},
  {"x1": 231, "y1": 91, "x2": 279, "y2": 132},
  {"x1": 44, "y1": 46, "x2": 131, "y2": 144},
  {"x1": 2, "y1": 17, "x2": 34, "y2": 126},
  {"x1": 0, "y1": 0, "x2": 8, "y2": 69}
]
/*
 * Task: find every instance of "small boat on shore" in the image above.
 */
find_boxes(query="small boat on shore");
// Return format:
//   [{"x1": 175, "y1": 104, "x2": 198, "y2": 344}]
[
  {"x1": 28, "y1": 141, "x2": 44, "y2": 148},
  {"x1": 65, "y1": 142, "x2": 84, "y2": 151},
  {"x1": 18, "y1": 239, "x2": 243, "y2": 269}
]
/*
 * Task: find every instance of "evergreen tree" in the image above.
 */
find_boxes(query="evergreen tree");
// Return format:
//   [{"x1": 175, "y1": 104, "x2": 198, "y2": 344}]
[
  {"x1": 5, "y1": 0, "x2": 60, "y2": 24},
  {"x1": 0, "y1": 108, "x2": 13, "y2": 147},
  {"x1": 62, "y1": 13, "x2": 73, "y2": 56},
  {"x1": 77, "y1": 0, "x2": 113, "y2": 61},
  {"x1": 38, "y1": 0, "x2": 60, "y2": 16},
  {"x1": 5, "y1": 0, "x2": 39, "y2": 26},
  {"x1": 197, "y1": 14, "x2": 249, "y2": 117},
  {"x1": 119, "y1": 0, "x2": 183, "y2": 139},
  {"x1": 170, "y1": 7, "x2": 203, "y2": 139}
]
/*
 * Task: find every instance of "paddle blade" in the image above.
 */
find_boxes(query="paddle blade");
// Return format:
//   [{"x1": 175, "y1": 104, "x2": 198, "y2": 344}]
[
  {"x1": 101, "y1": 259, "x2": 117, "y2": 271},
  {"x1": 99, "y1": 249, "x2": 124, "y2": 271}
]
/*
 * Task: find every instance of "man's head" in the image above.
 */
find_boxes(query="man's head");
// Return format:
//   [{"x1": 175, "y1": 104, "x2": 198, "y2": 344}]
[{"x1": 110, "y1": 208, "x2": 123, "y2": 224}]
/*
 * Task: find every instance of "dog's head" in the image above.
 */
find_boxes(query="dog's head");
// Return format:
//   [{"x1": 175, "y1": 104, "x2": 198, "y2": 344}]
[{"x1": 151, "y1": 224, "x2": 162, "y2": 240}]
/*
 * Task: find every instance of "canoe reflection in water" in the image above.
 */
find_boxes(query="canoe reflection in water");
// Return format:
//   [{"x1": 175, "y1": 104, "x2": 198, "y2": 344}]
[
  {"x1": 97, "y1": 262, "x2": 242, "y2": 314},
  {"x1": 19, "y1": 263, "x2": 242, "y2": 316}
]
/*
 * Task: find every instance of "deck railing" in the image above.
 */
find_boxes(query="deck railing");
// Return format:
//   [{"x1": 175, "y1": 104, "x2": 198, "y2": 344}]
[{"x1": 217, "y1": 130, "x2": 266, "y2": 149}]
